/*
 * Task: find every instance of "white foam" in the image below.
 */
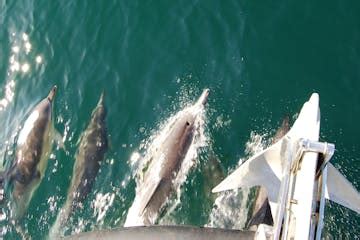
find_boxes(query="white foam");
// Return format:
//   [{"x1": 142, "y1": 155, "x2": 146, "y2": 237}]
[
  {"x1": 93, "y1": 192, "x2": 115, "y2": 224},
  {"x1": 206, "y1": 188, "x2": 250, "y2": 229}
]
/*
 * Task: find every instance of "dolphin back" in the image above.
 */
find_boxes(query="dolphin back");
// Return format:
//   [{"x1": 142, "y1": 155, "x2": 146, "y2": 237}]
[
  {"x1": 62, "y1": 93, "x2": 108, "y2": 225},
  {"x1": 73, "y1": 93, "x2": 108, "y2": 201},
  {"x1": 126, "y1": 93, "x2": 205, "y2": 226},
  {"x1": 7, "y1": 86, "x2": 57, "y2": 219}
]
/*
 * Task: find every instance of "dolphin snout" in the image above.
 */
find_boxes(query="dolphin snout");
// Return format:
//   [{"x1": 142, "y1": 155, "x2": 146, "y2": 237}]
[
  {"x1": 47, "y1": 85, "x2": 57, "y2": 102},
  {"x1": 197, "y1": 88, "x2": 210, "y2": 106},
  {"x1": 97, "y1": 91, "x2": 105, "y2": 106}
]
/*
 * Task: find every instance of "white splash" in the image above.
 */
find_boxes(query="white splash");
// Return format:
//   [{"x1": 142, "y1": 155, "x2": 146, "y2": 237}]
[
  {"x1": 93, "y1": 192, "x2": 115, "y2": 224},
  {"x1": 214, "y1": 114, "x2": 232, "y2": 129},
  {"x1": 245, "y1": 131, "x2": 268, "y2": 156},
  {"x1": 206, "y1": 188, "x2": 250, "y2": 229},
  {"x1": 206, "y1": 132, "x2": 267, "y2": 230},
  {"x1": 129, "y1": 152, "x2": 141, "y2": 170},
  {"x1": 125, "y1": 91, "x2": 208, "y2": 227},
  {"x1": 47, "y1": 196, "x2": 58, "y2": 213},
  {"x1": 73, "y1": 218, "x2": 86, "y2": 235}
]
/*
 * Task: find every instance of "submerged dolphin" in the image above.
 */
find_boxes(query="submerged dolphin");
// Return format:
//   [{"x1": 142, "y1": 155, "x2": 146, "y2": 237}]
[
  {"x1": 51, "y1": 92, "x2": 108, "y2": 236},
  {"x1": 125, "y1": 89, "x2": 209, "y2": 226},
  {"x1": 202, "y1": 153, "x2": 225, "y2": 202},
  {"x1": 6, "y1": 86, "x2": 60, "y2": 219},
  {"x1": 247, "y1": 116, "x2": 290, "y2": 229}
]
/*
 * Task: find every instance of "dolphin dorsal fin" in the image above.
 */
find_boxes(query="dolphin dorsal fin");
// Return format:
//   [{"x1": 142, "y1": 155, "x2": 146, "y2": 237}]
[{"x1": 325, "y1": 163, "x2": 360, "y2": 214}]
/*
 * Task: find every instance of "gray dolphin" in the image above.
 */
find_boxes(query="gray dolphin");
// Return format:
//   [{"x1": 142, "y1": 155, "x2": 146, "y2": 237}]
[
  {"x1": 125, "y1": 89, "x2": 209, "y2": 226},
  {"x1": 7, "y1": 86, "x2": 59, "y2": 219},
  {"x1": 247, "y1": 116, "x2": 290, "y2": 229},
  {"x1": 64, "y1": 225, "x2": 255, "y2": 240},
  {"x1": 51, "y1": 92, "x2": 108, "y2": 236}
]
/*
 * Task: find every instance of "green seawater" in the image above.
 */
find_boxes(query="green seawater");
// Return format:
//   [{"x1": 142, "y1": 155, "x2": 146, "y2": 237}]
[{"x1": 0, "y1": 0, "x2": 359, "y2": 239}]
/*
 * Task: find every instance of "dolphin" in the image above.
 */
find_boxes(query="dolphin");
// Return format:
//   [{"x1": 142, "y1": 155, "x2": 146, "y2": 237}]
[
  {"x1": 125, "y1": 89, "x2": 209, "y2": 226},
  {"x1": 6, "y1": 86, "x2": 60, "y2": 219},
  {"x1": 63, "y1": 225, "x2": 255, "y2": 240},
  {"x1": 247, "y1": 116, "x2": 290, "y2": 229},
  {"x1": 50, "y1": 92, "x2": 108, "y2": 236},
  {"x1": 202, "y1": 153, "x2": 225, "y2": 202}
]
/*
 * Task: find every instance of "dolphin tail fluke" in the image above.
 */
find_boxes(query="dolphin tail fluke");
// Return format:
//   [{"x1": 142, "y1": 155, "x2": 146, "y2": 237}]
[{"x1": 325, "y1": 163, "x2": 360, "y2": 214}]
